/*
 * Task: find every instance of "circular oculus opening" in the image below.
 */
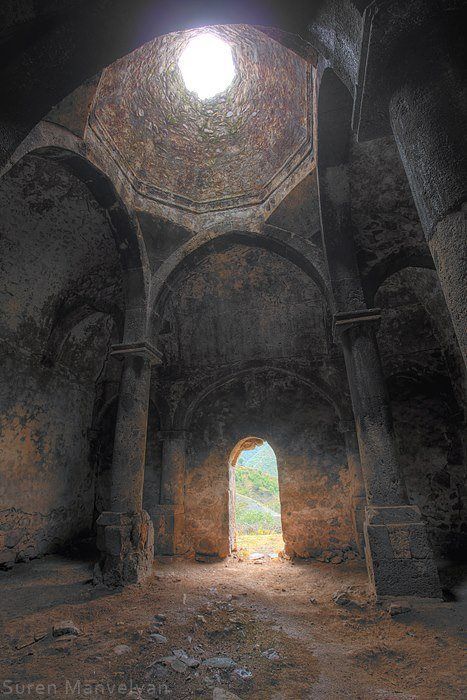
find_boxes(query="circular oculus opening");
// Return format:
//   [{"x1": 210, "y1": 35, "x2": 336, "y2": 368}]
[{"x1": 179, "y1": 33, "x2": 235, "y2": 100}]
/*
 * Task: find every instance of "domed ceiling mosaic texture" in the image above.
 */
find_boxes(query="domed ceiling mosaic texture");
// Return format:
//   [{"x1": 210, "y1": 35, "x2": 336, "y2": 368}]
[{"x1": 88, "y1": 25, "x2": 312, "y2": 213}]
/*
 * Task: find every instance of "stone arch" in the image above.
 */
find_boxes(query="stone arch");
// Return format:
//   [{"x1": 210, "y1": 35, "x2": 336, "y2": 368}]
[
  {"x1": 150, "y1": 227, "x2": 332, "y2": 336},
  {"x1": 364, "y1": 248, "x2": 435, "y2": 306},
  {"x1": 41, "y1": 301, "x2": 124, "y2": 368},
  {"x1": 173, "y1": 364, "x2": 348, "y2": 431},
  {"x1": 1, "y1": 123, "x2": 150, "y2": 341}
]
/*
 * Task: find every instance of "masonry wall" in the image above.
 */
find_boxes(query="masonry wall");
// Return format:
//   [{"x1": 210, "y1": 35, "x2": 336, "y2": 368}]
[
  {"x1": 0, "y1": 155, "x2": 122, "y2": 565},
  {"x1": 184, "y1": 371, "x2": 357, "y2": 560},
  {"x1": 376, "y1": 267, "x2": 467, "y2": 559}
]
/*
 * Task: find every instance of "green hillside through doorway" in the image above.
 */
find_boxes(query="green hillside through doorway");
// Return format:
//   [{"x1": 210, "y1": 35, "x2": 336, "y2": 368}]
[{"x1": 234, "y1": 441, "x2": 284, "y2": 556}]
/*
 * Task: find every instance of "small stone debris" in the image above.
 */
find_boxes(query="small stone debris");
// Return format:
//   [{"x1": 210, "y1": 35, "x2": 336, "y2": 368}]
[
  {"x1": 332, "y1": 590, "x2": 362, "y2": 609},
  {"x1": 309, "y1": 596, "x2": 318, "y2": 605},
  {"x1": 171, "y1": 657, "x2": 190, "y2": 673},
  {"x1": 203, "y1": 656, "x2": 236, "y2": 669},
  {"x1": 154, "y1": 613, "x2": 167, "y2": 623},
  {"x1": 261, "y1": 648, "x2": 280, "y2": 660},
  {"x1": 389, "y1": 603, "x2": 411, "y2": 616},
  {"x1": 232, "y1": 667, "x2": 253, "y2": 680},
  {"x1": 113, "y1": 644, "x2": 131, "y2": 655},
  {"x1": 150, "y1": 633, "x2": 167, "y2": 643},
  {"x1": 52, "y1": 621, "x2": 81, "y2": 638},
  {"x1": 213, "y1": 689, "x2": 242, "y2": 700}
]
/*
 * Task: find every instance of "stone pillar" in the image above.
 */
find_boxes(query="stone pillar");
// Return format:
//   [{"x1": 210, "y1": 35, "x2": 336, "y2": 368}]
[
  {"x1": 153, "y1": 430, "x2": 188, "y2": 556},
  {"x1": 95, "y1": 341, "x2": 162, "y2": 586},
  {"x1": 389, "y1": 71, "x2": 467, "y2": 366},
  {"x1": 334, "y1": 310, "x2": 442, "y2": 600},
  {"x1": 338, "y1": 419, "x2": 366, "y2": 557}
]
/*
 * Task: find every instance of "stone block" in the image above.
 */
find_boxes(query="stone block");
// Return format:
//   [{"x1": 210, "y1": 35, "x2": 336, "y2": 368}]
[
  {"x1": 95, "y1": 510, "x2": 154, "y2": 586},
  {"x1": 364, "y1": 509, "x2": 441, "y2": 599},
  {"x1": 365, "y1": 505, "x2": 422, "y2": 525}
]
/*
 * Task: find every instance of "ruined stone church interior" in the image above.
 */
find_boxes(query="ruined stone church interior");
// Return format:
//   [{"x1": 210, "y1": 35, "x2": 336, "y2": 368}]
[{"x1": 0, "y1": 1, "x2": 466, "y2": 698}]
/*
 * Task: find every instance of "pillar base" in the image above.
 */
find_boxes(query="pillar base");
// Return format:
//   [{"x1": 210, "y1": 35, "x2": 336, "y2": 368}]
[
  {"x1": 153, "y1": 504, "x2": 186, "y2": 556},
  {"x1": 364, "y1": 505, "x2": 441, "y2": 600},
  {"x1": 95, "y1": 510, "x2": 154, "y2": 586}
]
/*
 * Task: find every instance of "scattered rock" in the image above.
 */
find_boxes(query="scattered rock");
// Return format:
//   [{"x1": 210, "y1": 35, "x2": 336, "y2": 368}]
[
  {"x1": 213, "y1": 689, "x2": 242, "y2": 700},
  {"x1": 332, "y1": 590, "x2": 362, "y2": 609},
  {"x1": 52, "y1": 621, "x2": 81, "y2": 638},
  {"x1": 113, "y1": 644, "x2": 131, "y2": 655},
  {"x1": 331, "y1": 556, "x2": 343, "y2": 564},
  {"x1": 232, "y1": 667, "x2": 253, "y2": 680},
  {"x1": 261, "y1": 648, "x2": 280, "y2": 660},
  {"x1": 150, "y1": 633, "x2": 167, "y2": 643},
  {"x1": 389, "y1": 603, "x2": 411, "y2": 616},
  {"x1": 148, "y1": 663, "x2": 169, "y2": 679},
  {"x1": 203, "y1": 656, "x2": 236, "y2": 669},
  {"x1": 309, "y1": 596, "x2": 318, "y2": 605},
  {"x1": 171, "y1": 657, "x2": 190, "y2": 673},
  {"x1": 154, "y1": 614, "x2": 167, "y2": 623}
]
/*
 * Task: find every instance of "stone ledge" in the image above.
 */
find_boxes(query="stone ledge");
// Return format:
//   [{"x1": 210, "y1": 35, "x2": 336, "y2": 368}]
[
  {"x1": 365, "y1": 504, "x2": 423, "y2": 525},
  {"x1": 333, "y1": 308, "x2": 381, "y2": 340},
  {"x1": 110, "y1": 341, "x2": 163, "y2": 365}
]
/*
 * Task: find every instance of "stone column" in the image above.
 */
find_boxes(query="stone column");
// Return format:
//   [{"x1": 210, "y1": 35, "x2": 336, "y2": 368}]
[
  {"x1": 338, "y1": 419, "x2": 366, "y2": 557},
  {"x1": 389, "y1": 69, "x2": 467, "y2": 366},
  {"x1": 95, "y1": 341, "x2": 162, "y2": 586},
  {"x1": 153, "y1": 430, "x2": 188, "y2": 556},
  {"x1": 334, "y1": 310, "x2": 442, "y2": 600}
]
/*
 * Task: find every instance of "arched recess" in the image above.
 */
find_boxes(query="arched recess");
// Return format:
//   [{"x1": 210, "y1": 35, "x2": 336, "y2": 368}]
[
  {"x1": 182, "y1": 366, "x2": 358, "y2": 560},
  {"x1": 363, "y1": 247, "x2": 435, "y2": 306},
  {"x1": 173, "y1": 363, "x2": 348, "y2": 432},
  {"x1": 41, "y1": 301, "x2": 124, "y2": 367},
  {"x1": 2, "y1": 128, "x2": 150, "y2": 336},
  {"x1": 2, "y1": 121, "x2": 150, "y2": 344},
  {"x1": 0, "y1": 143, "x2": 147, "y2": 566},
  {"x1": 150, "y1": 228, "x2": 332, "y2": 337}
]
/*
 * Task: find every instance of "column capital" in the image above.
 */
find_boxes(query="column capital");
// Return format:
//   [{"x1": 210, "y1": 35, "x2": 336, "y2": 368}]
[
  {"x1": 110, "y1": 341, "x2": 163, "y2": 365},
  {"x1": 333, "y1": 308, "x2": 381, "y2": 340}
]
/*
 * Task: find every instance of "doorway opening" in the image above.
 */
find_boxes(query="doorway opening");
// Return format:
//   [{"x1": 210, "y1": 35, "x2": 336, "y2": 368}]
[{"x1": 229, "y1": 437, "x2": 284, "y2": 558}]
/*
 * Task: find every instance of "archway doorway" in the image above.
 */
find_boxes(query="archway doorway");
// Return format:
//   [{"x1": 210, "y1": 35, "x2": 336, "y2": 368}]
[{"x1": 229, "y1": 437, "x2": 284, "y2": 558}]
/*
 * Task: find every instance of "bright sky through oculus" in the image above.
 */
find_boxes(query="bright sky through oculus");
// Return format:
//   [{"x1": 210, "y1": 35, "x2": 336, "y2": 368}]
[{"x1": 179, "y1": 34, "x2": 235, "y2": 99}]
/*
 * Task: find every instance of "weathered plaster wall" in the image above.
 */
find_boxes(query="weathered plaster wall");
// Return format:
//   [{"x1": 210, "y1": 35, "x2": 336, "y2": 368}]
[
  {"x1": 0, "y1": 155, "x2": 123, "y2": 565},
  {"x1": 350, "y1": 135, "x2": 431, "y2": 296},
  {"x1": 158, "y1": 245, "x2": 329, "y2": 372},
  {"x1": 151, "y1": 242, "x2": 354, "y2": 559},
  {"x1": 185, "y1": 371, "x2": 356, "y2": 560},
  {"x1": 376, "y1": 268, "x2": 466, "y2": 559}
]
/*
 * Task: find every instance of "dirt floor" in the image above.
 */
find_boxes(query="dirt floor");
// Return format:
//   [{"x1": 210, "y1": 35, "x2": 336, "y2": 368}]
[
  {"x1": 235, "y1": 532, "x2": 284, "y2": 556},
  {"x1": 0, "y1": 555, "x2": 465, "y2": 699}
]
